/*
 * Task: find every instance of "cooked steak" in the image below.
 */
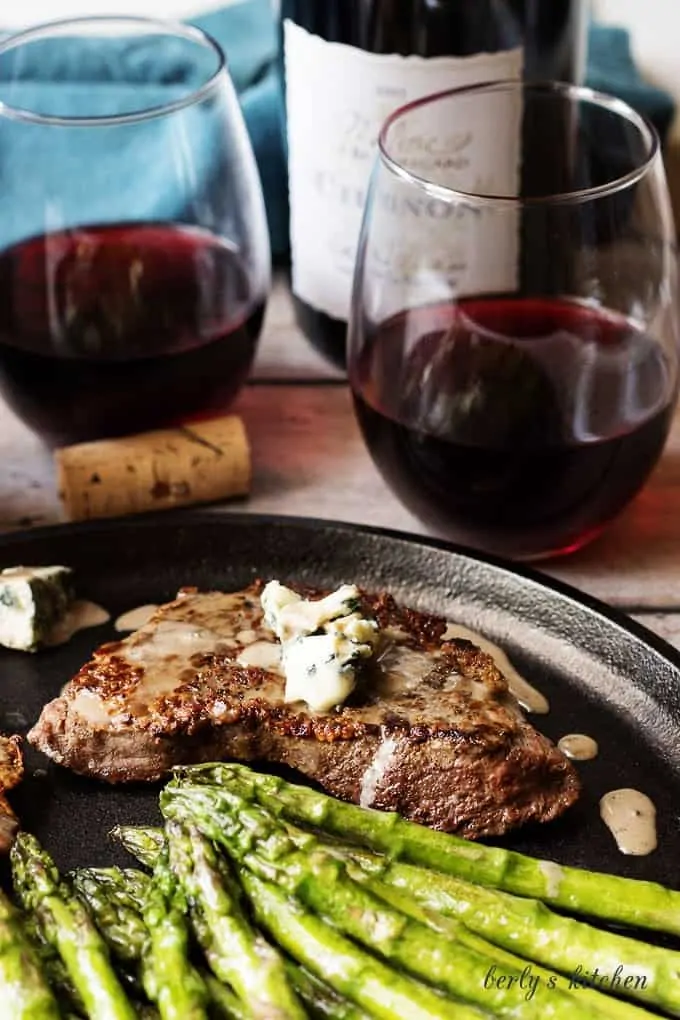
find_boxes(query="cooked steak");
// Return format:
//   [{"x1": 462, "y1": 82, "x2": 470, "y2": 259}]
[
  {"x1": 29, "y1": 584, "x2": 580, "y2": 838},
  {"x1": 0, "y1": 735, "x2": 23, "y2": 852}
]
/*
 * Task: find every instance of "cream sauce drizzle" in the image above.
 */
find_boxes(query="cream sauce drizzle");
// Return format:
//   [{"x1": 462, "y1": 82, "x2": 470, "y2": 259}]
[
  {"x1": 71, "y1": 688, "x2": 113, "y2": 726},
  {"x1": 377, "y1": 644, "x2": 456, "y2": 693},
  {"x1": 236, "y1": 629, "x2": 258, "y2": 646},
  {"x1": 115, "y1": 605, "x2": 159, "y2": 633},
  {"x1": 360, "y1": 737, "x2": 398, "y2": 808},
  {"x1": 46, "y1": 601, "x2": 111, "y2": 646},
  {"x1": 124, "y1": 621, "x2": 220, "y2": 662},
  {"x1": 600, "y1": 789, "x2": 657, "y2": 856},
  {"x1": 236, "y1": 641, "x2": 283, "y2": 672},
  {"x1": 539, "y1": 860, "x2": 565, "y2": 899},
  {"x1": 558, "y1": 734, "x2": 599, "y2": 761},
  {"x1": 443, "y1": 623, "x2": 549, "y2": 714},
  {"x1": 122, "y1": 621, "x2": 232, "y2": 702}
]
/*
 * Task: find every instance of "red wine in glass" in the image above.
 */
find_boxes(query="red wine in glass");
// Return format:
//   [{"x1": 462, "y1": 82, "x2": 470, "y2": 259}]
[
  {"x1": 349, "y1": 81, "x2": 680, "y2": 559},
  {"x1": 0, "y1": 16, "x2": 271, "y2": 446},
  {"x1": 0, "y1": 222, "x2": 265, "y2": 446},
  {"x1": 352, "y1": 296, "x2": 675, "y2": 560}
]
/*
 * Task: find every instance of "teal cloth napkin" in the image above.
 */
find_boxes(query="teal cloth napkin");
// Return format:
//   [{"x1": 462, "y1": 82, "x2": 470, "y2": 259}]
[
  {"x1": 195, "y1": 1, "x2": 288, "y2": 257},
  {"x1": 586, "y1": 24, "x2": 675, "y2": 150},
  {"x1": 0, "y1": 5, "x2": 673, "y2": 260},
  {"x1": 0, "y1": 1, "x2": 288, "y2": 256}
]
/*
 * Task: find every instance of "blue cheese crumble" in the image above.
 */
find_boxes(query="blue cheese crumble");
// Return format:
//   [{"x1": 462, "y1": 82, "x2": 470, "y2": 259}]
[
  {"x1": 261, "y1": 581, "x2": 379, "y2": 712},
  {"x1": 0, "y1": 566, "x2": 73, "y2": 651}
]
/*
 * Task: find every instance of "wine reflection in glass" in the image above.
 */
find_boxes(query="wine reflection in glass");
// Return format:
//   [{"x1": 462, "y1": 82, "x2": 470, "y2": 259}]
[
  {"x1": 0, "y1": 17, "x2": 270, "y2": 446},
  {"x1": 349, "y1": 81, "x2": 680, "y2": 561}
]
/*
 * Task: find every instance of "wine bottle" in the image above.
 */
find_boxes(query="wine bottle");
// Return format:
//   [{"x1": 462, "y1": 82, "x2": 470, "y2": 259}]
[{"x1": 280, "y1": 0, "x2": 589, "y2": 368}]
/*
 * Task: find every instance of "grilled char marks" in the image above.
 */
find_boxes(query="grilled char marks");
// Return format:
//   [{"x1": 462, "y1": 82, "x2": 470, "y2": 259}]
[
  {"x1": 0, "y1": 735, "x2": 23, "y2": 852},
  {"x1": 28, "y1": 584, "x2": 580, "y2": 837}
]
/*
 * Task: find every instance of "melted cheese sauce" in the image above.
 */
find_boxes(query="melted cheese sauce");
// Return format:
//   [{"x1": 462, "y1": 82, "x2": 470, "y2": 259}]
[
  {"x1": 68, "y1": 588, "x2": 550, "y2": 736},
  {"x1": 443, "y1": 623, "x2": 549, "y2": 714},
  {"x1": 377, "y1": 642, "x2": 491, "y2": 703},
  {"x1": 46, "y1": 601, "x2": 110, "y2": 646},
  {"x1": 600, "y1": 789, "x2": 657, "y2": 856},
  {"x1": 123, "y1": 621, "x2": 233, "y2": 701},
  {"x1": 557, "y1": 734, "x2": 599, "y2": 761},
  {"x1": 236, "y1": 641, "x2": 283, "y2": 671},
  {"x1": 71, "y1": 688, "x2": 113, "y2": 726},
  {"x1": 115, "y1": 605, "x2": 159, "y2": 633},
  {"x1": 125, "y1": 621, "x2": 222, "y2": 662},
  {"x1": 360, "y1": 737, "x2": 398, "y2": 808},
  {"x1": 236, "y1": 629, "x2": 258, "y2": 645},
  {"x1": 108, "y1": 592, "x2": 274, "y2": 710},
  {"x1": 378, "y1": 644, "x2": 449, "y2": 691},
  {"x1": 539, "y1": 860, "x2": 565, "y2": 899}
]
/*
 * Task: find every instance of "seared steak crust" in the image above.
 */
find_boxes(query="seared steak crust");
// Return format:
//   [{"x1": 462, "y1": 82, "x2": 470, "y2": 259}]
[
  {"x1": 0, "y1": 735, "x2": 23, "y2": 852},
  {"x1": 29, "y1": 584, "x2": 580, "y2": 838}
]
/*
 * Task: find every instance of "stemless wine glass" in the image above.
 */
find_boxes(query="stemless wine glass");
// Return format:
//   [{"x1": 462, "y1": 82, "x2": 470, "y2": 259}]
[
  {"x1": 349, "y1": 81, "x2": 680, "y2": 561},
  {"x1": 0, "y1": 16, "x2": 270, "y2": 446}
]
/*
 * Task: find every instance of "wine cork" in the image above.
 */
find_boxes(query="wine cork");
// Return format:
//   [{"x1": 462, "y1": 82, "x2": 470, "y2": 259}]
[{"x1": 55, "y1": 416, "x2": 250, "y2": 522}]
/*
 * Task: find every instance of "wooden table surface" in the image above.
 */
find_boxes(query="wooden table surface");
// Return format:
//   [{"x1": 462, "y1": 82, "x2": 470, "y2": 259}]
[{"x1": 1, "y1": 276, "x2": 680, "y2": 650}]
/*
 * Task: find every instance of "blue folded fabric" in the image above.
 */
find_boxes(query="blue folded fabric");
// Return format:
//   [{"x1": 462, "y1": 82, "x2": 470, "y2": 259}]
[
  {"x1": 195, "y1": 2, "x2": 288, "y2": 258},
  {"x1": 0, "y1": 6, "x2": 673, "y2": 261},
  {"x1": 586, "y1": 24, "x2": 675, "y2": 145},
  {"x1": 0, "y1": 1, "x2": 289, "y2": 257}
]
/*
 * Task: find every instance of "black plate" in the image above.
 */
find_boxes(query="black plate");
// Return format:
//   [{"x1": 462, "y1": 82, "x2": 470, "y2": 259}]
[{"x1": 0, "y1": 511, "x2": 678, "y2": 887}]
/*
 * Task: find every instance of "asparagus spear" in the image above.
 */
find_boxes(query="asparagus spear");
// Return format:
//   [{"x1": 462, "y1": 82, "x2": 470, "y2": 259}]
[
  {"x1": 367, "y1": 871, "x2": 656, "y2": 1020},
  {"x1": 177, "y1": 763, "x2": 680, "y2": 938},
  {"x1": 163, "y1": 785, "x2": 613, "y2": 1020},
  {"x1": 99, "y1": 845, "x2": 365, "y2": 1020},
  {"x1": 203, "y1": 975, "x2": 250, "y2": 1020},
  {"x1": 73, "y1": 866, "x2": 245, "y2": 1020},
  {"x1": 110, "y1": 827, "x2": 166, "y2": 871},
  {"x1": 10, "y1": 833, "x2": 138, "y2": 1020},
  {"x1": 237, "y1": 865, "x2": 486, "y2": 1020},
  {"x1": 30, "y1": 897, "x2": 145, "y2": 1019},
  {"x1": 0, "y1": 887, "x2": 63, "y2": 1019},
  {"x1": 111, "y1": 813, "x2": 675, "y2": 1017},
  {"x1": 165, "y1": 819, "x2": 308, "y2": 1020},
  {"x1": 24, "y1": 909, "x2": 86, "y2": 1016},
  {"x1": 111, "y1": 814, "x2": 652, "y2": 1020},
  {"x1": 142, "y1": 851, "x2": 209, "y2": 1020},
  {"x1": 285, "y1": 962, "x2": 373, "y2": 1020},
  {"x1": 170, "y1": 837, "x2": 359, "y2": 1020},
  {"x1": 94, "y1": 844, "x2": 301, "y2": 1019},
  {"x1": 98, "y1": 848, "x2": 359, "y2": 1020},
  {"x1": 72, "y1": 868, "x2": 150, "y2": 965},
  {"x1": 166, "y1": 774, "x2": 679, "y2": 1016},
  {"x1": 341, "y1": 845, "x2": 679, "y2": 1016}
]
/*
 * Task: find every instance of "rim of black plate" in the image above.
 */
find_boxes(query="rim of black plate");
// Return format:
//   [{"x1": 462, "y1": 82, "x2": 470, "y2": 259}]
[{"x1": 1, "y1": 507, "x2": 679, "y2": 677}]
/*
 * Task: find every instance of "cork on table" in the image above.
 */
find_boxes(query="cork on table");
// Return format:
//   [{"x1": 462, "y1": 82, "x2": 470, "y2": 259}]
[{"x1": 1, "y1": 276, "x2": 679, "y2": 648}]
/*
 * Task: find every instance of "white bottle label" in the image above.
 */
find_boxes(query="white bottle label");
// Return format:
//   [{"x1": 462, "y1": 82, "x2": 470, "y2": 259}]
[{"x1": 284, "y1": 21, "x2": 523, "y2": 322}]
